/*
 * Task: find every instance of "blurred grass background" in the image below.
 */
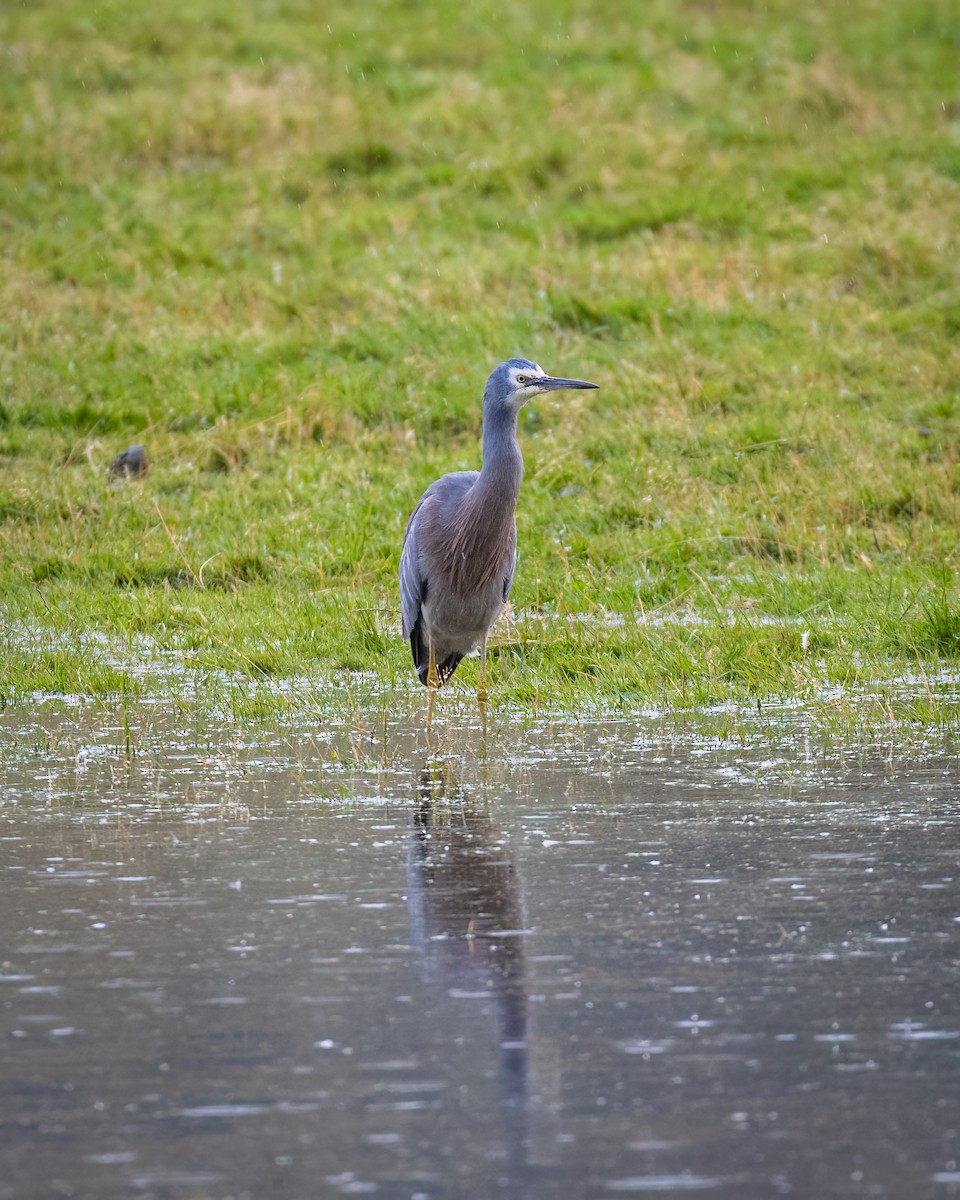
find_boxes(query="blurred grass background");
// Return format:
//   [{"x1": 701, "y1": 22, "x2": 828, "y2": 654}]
[{"x1": 0, "y1": 0, "x2": 958, "y2": 710}]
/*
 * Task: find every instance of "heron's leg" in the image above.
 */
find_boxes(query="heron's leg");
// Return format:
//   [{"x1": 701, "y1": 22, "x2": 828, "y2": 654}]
[
  {"x1": 478, "y1": 688, "x2": 489, "y2": 750},
  {"x1": 477, "y1": 636, "x2": 489, "y2": 704},
  {"x1": 426, "y1": 640, "x2": 441, "y2": 690}
]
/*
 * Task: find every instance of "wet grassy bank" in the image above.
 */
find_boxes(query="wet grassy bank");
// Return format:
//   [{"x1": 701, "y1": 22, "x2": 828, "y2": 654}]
[{"x1": 1, "y1": 0, "x2": 958, "y2": 718}]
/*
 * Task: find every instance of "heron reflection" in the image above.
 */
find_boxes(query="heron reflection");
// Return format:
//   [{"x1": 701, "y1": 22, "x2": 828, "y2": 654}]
[{"x1": 406, "y1": 760, "x2": 529, "y2": 1119}]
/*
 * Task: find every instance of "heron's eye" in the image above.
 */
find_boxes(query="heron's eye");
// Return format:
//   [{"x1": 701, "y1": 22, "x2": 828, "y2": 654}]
[{"x1": 516, "y1": 375, "x2": 527, "y2": 384}]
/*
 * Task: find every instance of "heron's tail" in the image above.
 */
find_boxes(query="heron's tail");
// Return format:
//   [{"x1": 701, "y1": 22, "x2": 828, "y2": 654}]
[
  {"x1": 416, "y1": 655, "x2": 463, "y2": 688},
  {"x1": 410, "y1": 625, "x2": 462, "y2": 687}
]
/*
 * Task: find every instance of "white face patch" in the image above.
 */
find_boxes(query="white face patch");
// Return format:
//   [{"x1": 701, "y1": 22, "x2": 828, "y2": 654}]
[{"x1": 511, "y1": 363, "x2": 545, "y2": 391}]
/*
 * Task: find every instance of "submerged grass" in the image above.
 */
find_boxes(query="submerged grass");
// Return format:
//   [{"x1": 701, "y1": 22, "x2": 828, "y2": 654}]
[{"x1": 1, "y1": 0, "x2": 958, "y2": 722}]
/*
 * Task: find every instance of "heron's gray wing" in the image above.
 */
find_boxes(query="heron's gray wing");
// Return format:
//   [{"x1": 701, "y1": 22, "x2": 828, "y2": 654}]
[
  {"x1": 400, "y1": 472, "x2": 479, "y2": 639},
  {"x1": 400, "y1": 495, "x2": 429, "y2": 640}
]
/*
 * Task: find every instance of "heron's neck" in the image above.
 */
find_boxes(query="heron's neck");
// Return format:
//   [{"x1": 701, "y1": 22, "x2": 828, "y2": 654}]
[
  {"x1": 446, "y1": 403, "x2": 523, "y2": 592},
  {"x1": 476, "y1": 404, "x2": 523, "y2": 511}
]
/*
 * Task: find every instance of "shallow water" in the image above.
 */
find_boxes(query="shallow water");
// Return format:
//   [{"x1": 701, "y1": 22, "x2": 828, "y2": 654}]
[{"x1": 2, "y1": 700, "x2": 959, "y2": 1200}]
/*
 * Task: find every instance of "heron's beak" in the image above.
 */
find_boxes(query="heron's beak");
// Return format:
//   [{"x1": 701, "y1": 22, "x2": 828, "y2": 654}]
[{"x1": 537, "y1": 375, "x2": 599, "y2": 392}]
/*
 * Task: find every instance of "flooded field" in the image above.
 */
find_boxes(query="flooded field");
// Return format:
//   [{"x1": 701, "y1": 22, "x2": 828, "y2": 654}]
[{"x1": 2, "y1": 696, "x2": 959, "y2": 1200}]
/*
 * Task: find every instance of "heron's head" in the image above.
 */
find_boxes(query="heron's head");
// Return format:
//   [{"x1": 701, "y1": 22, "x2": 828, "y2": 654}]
[{"x1": 484, "y1": 358, "x2": 599, "y2": 413}]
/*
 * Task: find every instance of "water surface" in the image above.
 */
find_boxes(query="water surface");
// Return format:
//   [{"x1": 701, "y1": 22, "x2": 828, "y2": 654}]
[{"x1": 2, "y1": 700, "x2": 959, "y2": 1199}]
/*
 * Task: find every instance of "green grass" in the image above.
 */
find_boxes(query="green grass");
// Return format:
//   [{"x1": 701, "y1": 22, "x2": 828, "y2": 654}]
[{"x1": 1, "y1": 0, "x2": 959, "y2": 719}]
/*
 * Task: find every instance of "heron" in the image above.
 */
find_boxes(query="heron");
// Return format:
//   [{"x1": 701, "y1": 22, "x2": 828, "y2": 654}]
[{"x1": 399, "y1": 357, "x2": 598, "y2": 696}]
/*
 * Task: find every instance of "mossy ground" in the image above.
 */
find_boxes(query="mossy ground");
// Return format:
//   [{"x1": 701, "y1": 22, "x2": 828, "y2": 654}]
[{"x1": 1, "y1": 0, "x2": 958, "y2": 721}]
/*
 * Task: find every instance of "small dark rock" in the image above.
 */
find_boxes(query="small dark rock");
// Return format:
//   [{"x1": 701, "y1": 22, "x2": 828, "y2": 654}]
[{"x1": 110, "y1": 444, "x2": 148, "y2": 478}]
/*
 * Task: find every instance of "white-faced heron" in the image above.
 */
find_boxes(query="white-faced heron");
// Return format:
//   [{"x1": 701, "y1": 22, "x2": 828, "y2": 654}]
[{"x1": 399, "y1": 357, "x2": 598, "y2": 695}]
